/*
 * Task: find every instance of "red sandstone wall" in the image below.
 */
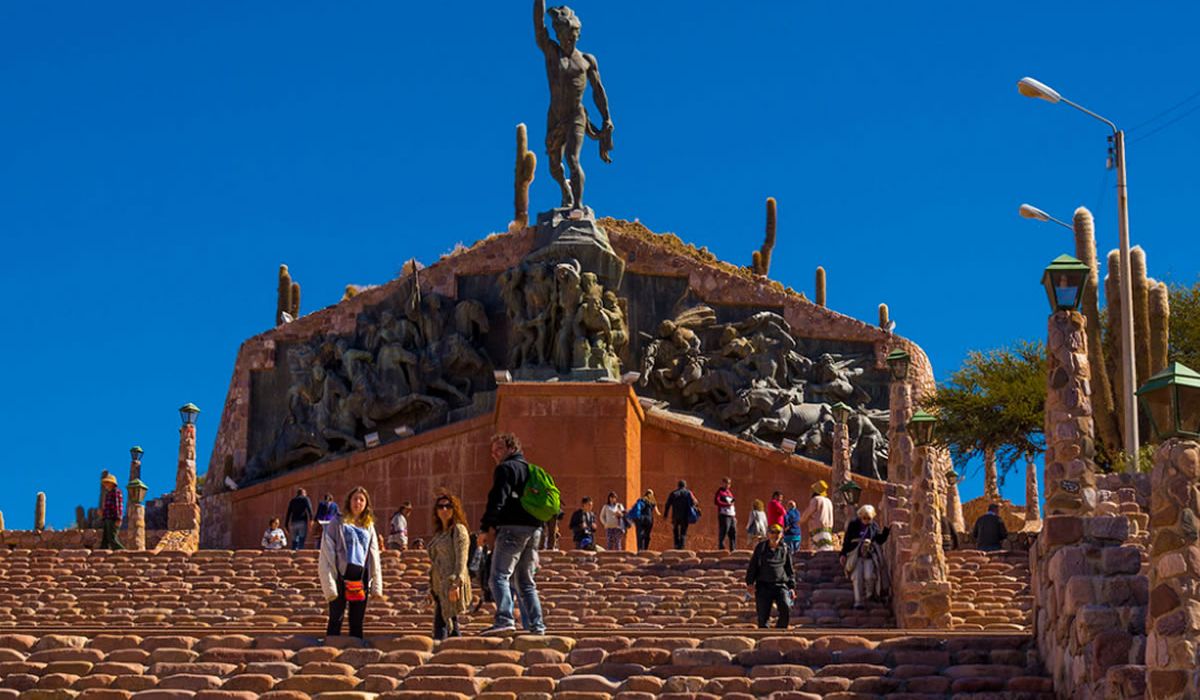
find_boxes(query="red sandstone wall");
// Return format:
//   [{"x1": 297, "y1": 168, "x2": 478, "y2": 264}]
[
  {"x1": 212, "y1": 383, "x2": 885, "y2": 553},
  {"x1": 640, "y1": 413, "x2": 885, "y2": 552}
]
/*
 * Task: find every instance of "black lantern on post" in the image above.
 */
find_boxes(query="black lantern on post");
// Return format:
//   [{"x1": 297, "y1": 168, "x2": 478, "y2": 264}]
[
  {"x1": 837, "y1": 479, "x2": 862, "y2": 507},
  {"x1": 909, "y1": 410, "x2": 937, "y2": 447},
  {"x1": 886, "y1": 348, "x2": 911, "y2": 382},
  {"x1": 179, "y1": 403, "x2": 201, "y2": 426},
  {"x1": 831, "y1": 402, "x2": 853, "y2": 424},
  {"x1": 1041, "y1": 254, "x2": 1090, "y2": 313},
  {"x1": 1136, "y1": 362, "x2": 1200, "y2": 441},
  {"x1": 127, "y1": 478, "x2": 148, "y2": 505},
  {"x1": 130, "y1": 446, "x2": 144, "y2": 463}
]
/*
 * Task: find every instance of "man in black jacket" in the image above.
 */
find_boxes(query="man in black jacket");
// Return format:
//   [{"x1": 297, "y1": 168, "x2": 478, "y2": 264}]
[
  {"x1": 284, "y1": 488, "x2": 314, "y2": 550},
  {"x1": 478, "y1": 433, "x2": 545, "y2": 635},
  {"x1": 569, "y1": 497, "x2": 596, "y2": 549},
  {"x1": 971, "y1": 503, "x2": 1009, "y2": 551},
  {"x1": 746, "y1": 524, "x2": 796, "y2": 628},
  {"x1": 663, "y1": 480, "x2": 697, "y2": 550}
]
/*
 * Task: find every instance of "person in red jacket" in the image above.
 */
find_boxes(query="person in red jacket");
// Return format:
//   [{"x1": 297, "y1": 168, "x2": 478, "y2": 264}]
[{"x1": 766, "y1": 491, "x2": 787, "y2": 529}]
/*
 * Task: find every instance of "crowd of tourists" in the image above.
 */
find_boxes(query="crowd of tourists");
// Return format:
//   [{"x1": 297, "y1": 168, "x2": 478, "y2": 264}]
[{"x1": 252, "y1": 431, "x2": 1015, "y2": 637}]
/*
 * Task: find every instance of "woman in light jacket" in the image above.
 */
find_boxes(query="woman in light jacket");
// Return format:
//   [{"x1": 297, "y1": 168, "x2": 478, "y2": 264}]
[
  {"x1": 426, "y1": 492, "x2": 472, "y2": 640},
  {"x1": 319, "y1": 486, "x2": 384, "y2": 638}
]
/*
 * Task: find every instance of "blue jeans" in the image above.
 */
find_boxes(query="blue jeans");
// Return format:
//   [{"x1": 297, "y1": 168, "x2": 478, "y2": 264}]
[
  {"x1": 289, "y1": 520, "x2": 308, "y2": 550},
  {"x1": 490, "y1": 525, "x2": 544, "y2": 632}
]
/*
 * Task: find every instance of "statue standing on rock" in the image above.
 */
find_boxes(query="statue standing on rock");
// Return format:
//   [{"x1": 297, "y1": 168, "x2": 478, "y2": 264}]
[{"x1": 534, "y1": 0, "x2": 614, "y2": 211}]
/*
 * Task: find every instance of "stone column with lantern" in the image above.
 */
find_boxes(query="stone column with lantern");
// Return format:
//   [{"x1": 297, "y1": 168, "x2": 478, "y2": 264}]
[
  {"x1": 127, "y1": 478, "x2": 148, "y2": 550},
  {"x1": 167, "y1": 403, "x2": 202, "y2": 534},
  {"x1": 898, "y1": 410, "x2": 952, "y2": 628},
  {"x1": 128, "y1": 446, "x2": 144, "y2": 485},
  {"x1": 1043, "y1": 255, "x2": 1098, "y2": 516},
  {"x1": 830, "y1": 401, "x2": 853, "y2": 532},
  {"x1": 1139, "y1": 362, "x2": 1200, "y2": 700},
  {"x1": 945, "y1": 467, "x2": 965, "y2": 536},
  {"x1": 886, "y1": 349, "x2": 915, "y2": 487}
]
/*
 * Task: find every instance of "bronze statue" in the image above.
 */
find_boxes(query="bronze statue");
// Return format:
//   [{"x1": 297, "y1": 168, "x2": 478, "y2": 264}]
[{"x1": 534, "y1": 0, "x2": 613, "y2": 211}]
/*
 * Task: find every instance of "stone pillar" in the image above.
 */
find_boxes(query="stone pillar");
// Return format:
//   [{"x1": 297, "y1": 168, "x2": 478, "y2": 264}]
[
  {"x1": 1045, "y1": 309, "x2": 1099, "y2": 516},
  {"x1": 0, "y1": 510, "x2": 5, "y2": 531},
  {"x1": 1025, "y1": 453, "x2": 1041, "y2": 523},
  {"x1": 167, "y1": 423, "x2": 201, "y2": 533},
  {"x1": 888, "y1": 380, "x2": 915, "y2": 486},
  {"x1": 129, "y1": 455, "x2": 142, "y2": 487},
  {"x1": 947, "y1": 474, "x2": 965, "y2": 534},
  {"x1": 984, "y1": 448, "x2": 1001, "y2": 502},
  {"x1": 899, "y1": 445, "x2": 952, "y2": 628},
  {"x1": 1146, "y1": 438, "x2": 1200, "y2": 700},
  {"x1": 831, "y1": 416, "x2": 851, "y2": 533},
  {"x1": 129, "y1": 502, "x2": 146, "y2": 550},
  {"x1": 34, "y1": 492, "x2": 45, "y2": 531}
]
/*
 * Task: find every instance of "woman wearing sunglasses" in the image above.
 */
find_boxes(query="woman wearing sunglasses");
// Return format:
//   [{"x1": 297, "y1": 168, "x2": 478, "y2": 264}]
[{"x1": 427, "y1": 492, "x2": 473, "y2": 639}]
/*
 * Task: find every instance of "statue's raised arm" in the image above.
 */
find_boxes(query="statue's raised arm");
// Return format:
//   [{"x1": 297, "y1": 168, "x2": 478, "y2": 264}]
[{"x1": 534, "y1": 0, "x2": 553, "y2": 53}]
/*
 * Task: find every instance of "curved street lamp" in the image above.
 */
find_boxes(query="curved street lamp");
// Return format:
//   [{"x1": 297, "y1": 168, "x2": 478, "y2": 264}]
[
  {"x1": 1017, "y1": 76, "x2": 1138, "y2": 471},
  {"x1": 1019, "y1": 203, "x2": 1073, "y2": 231}
]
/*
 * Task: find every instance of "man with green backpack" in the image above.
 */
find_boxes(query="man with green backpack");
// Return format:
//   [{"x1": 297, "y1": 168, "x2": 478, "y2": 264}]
[{"x1": 478, "y1": 432, "x2": 559, "y2": 635}]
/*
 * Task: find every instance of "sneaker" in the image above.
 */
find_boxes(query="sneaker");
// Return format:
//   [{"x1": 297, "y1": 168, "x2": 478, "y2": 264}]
[{"x1": 480, "y1": 623, "x2": 516, "y2": 636}]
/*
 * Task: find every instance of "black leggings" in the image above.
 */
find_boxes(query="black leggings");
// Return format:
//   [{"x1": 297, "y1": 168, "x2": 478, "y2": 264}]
[
  {"x1": 755, "y1": 583, "x2": 790, "y2": 629},
  {"x1": 672, "y1": 521, "x2": 689, "y2": 550},
  {"x1": 327, "y1": 564, "x2": 369, "y2": 638},
  {"x1": 635, "y1": 522, "x2": 652, "y2": 551}
]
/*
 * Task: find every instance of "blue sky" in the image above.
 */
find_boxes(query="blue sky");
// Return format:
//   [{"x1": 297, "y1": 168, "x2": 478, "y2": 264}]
[{"x1": 2, "y1": 2, "x2": 1198, "y2": 529}]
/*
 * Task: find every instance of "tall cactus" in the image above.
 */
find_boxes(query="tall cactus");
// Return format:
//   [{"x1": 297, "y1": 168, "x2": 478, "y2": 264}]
[
  {"x1": 1130, "y1": 246, "x2": 1152, "y2": 384},
  {"x1": 879, "y1": 303, "x2": 890, "y2": 330},
  {"x1": 815, "y1": 266, "x2": 826, "y2": 307},
  {"x1": 276, "y1": 265, "x2": 293, "y2": 326},
  {"x1": 1073, "y1": 208, "x2": 1119, "y2": 457},
  {"x1": 514, "y1": 123, "x2": 537, "y2": 229},
  {"x1": 750, "y1": 198, "x2": 777, "y2": 275},
  {"x1": 1149, "y1": 280, "x2": 1170, "y2": 374},
  {"x1": 290, "y1": 281, "x2": 301, "y2": 320}
]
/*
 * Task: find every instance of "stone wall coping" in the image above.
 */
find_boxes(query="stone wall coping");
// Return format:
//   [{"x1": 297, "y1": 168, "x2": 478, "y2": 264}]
[{"x1": 495, "y1": 381, "x2": 645, "y2": 422}]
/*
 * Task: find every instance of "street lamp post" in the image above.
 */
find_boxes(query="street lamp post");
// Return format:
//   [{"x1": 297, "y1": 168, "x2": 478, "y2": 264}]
[
  {"x1": 168, "y1": 403, "x2": 202, "y2": 534},
  {"x1": 1018, "y1": 76, "x2": 1138, "y2": 471},
  {"x1": 1018, "y1": 203, "x2": 1073, "y2": 231}
]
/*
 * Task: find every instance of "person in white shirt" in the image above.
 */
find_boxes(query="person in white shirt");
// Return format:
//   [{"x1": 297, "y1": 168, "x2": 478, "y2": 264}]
[
  {"x1": 598, "y1": 491, "x2": 627, "y2": 551},
  {"x1": 388, "y1": 502, "x2": 412, "y2": 550},
  {"x1": 262, "y1": 517, "x2": 287, "y2": 550},
  {"x1": 799, "y1": 480, "x2": 835, "y2": 551}
]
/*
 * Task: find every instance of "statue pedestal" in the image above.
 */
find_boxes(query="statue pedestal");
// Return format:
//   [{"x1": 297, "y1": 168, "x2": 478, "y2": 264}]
[{"x1": 526, "y1": 207, "x2": 625, "y2": 289}]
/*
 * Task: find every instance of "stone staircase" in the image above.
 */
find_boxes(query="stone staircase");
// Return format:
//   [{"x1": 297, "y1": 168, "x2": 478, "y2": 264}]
[
  {"x1": 0, "y1": 630, "x2": 1052, "y2": 699},
  {"x1": 946, "y1": 549, "x2": 1033, "y2": 631},
  {"x1": 0, "y1": 548, "x2": 891, "y2": 632}
]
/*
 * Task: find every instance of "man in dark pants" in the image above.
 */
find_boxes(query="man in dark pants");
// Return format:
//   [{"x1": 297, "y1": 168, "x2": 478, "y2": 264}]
[
  {"x1": 99, "y1": 474, "x2": 125, "y2": 550},
  {"x1": 714, "y1": 477, "x2": 736, "y2": 552},
  {"x1": 746, "y1": 524, "x2": 796, "y2": 628},
  {"x1": 285, "y1": 488, "x2": 314, "y2": 550},
  {"x1": 663, "y1": 480, "x2": 697, "y2": 550}
]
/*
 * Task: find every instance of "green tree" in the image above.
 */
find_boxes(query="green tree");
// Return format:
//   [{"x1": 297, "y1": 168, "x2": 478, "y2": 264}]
[
  {"x1": 925, "y1": 341, "x2": 1046, "y2": 494},
  {"x1": 1169, "y1": 279, "x2": 1200, "y2": 369}
]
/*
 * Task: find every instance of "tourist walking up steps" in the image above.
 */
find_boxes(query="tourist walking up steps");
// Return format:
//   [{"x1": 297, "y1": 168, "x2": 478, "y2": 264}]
[
  {"x1": 285, "y1": 488, "x2": 314, "y2": 550},
  {"x1": 746, "y1": 523, "x2": 796, "y2": 629},
  {"x1": 569, "y1": 497, "x2": 597, "y2": 550},
  {"x1": 663, "y1": 480, "x2": 698, "y2": 550},
  {"x1": 388, "y1": 502, "x2": 412, "y2": 550},
  {"x1": 628, "y1": 489, "x2": 660, "y2": 551},
  {"x1": 714, "y1": 477, "x2": 737, "y2": 551},
  {"x1": 783, "y1": 500, "x2": 803, "y2": 553},
  {"x1": 427, "y1": 493, "x2": 471, "y2": 640},
  {"x1": 766, "y1": 491, "x2": 787, "y2": 529},
  {"x1": 319, "y1": 486, "x2": 384, "y2": 638},
  {"x1": 479, "y1": 433, "x2": 546, "y2": 635},
  {"x1": 972, "y1": 503, "x2": 1009, "y2": 552},
  {"x1": 799, "y1": 481, "x2": 835, "y2": 551},
  {"x1": 100, "y1": 474, "x2": 125, "y2": 551},
  {"x1": 746, "y1": 499, "x2": 767, "y2": 546},
  {"x1": 599, "y1": 491, "x2": 626, "y2": 551},
  {"x1": 262, "y1": 517, "x2": 287, "y2": 550},
  {"x1": 841, "y1": 504, "x2": 890, "y2": 609}
]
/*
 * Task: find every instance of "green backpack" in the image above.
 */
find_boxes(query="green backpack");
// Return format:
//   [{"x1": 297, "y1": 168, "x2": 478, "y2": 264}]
[{"x1": 520, "y1": 462, "x2": 561, "y2": 522}]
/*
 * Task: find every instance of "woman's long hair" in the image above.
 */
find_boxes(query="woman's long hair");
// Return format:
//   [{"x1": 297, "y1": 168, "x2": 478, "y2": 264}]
[
  {"x1": 343, "y1": 486, "x2": 375, "y2": 528},
  {"x1": 752, "y1": 499, "x2": 765, "y2": 512},
  {"x1": 642, "y1": 489, "x2": 657, "y2": 507},
  {"x1": 432, "y1": 492, "x2": 468, "y2": 534}
]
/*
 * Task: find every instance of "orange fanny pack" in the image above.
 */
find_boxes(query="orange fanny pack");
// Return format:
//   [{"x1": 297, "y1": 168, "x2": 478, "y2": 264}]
[{"x1": 344, "y1": 580, "x2": 366, "y2": 602}]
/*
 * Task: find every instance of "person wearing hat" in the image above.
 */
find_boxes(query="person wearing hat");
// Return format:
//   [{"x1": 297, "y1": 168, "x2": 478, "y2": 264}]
[
  {"x1": 840, "y1": 503, "x2": 891, "y2": 609},
  {"x1": 745, "y1": 522, "x2": 796, "y2": 629},
  {"x1": 100, "y1": 474, "x2": 125, "y2": 550},
  {"x1": 798, "y1": 480, "x2": 835, "y2": 551}
]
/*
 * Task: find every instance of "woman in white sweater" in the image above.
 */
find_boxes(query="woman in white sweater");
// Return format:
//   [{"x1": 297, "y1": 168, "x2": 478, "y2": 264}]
[
  {"x1": 598, "y1": 491, "x2": 627, "y2": 551},
  {"x1": 318, "y1": 486, "x2": 384, "y2": 638}
]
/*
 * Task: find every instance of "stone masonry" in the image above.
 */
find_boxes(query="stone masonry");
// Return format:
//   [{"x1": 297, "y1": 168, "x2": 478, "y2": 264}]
[
  {"x1": 1045, "y1": 309, "x2": 1099, "y2": 516},
  {"x1": 898, "y1": 445, "x2": 952, "y2": 628},
  {"x1": 832, "y1": 416, "x2": 851, "y2": 532},
  {"x1": 1147, "y1": 438, "x2": 1200, "y2": 699},
  {"x1": 888, "y1": 379, "x2": 915, "y2": 487}
]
